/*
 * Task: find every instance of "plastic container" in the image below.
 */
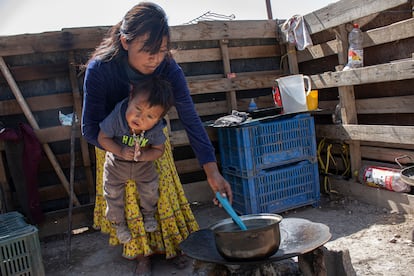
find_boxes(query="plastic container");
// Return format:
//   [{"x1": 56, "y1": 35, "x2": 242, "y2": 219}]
[
  {"x1": 306, "y1": 90, "x2": 318, "y2": 111},
  {"x1": 275, "y1": 74, "x2": 311, "y2": 114},
  {"x1": 344, "y1": 23, "x2": 363, "y2": 70},
  {"x1": 0, "y1": 212, "x2": 45, "y2": 276},
  {"x1": 217, "y1": 113, "x2": 317, "y2": 177},
  {"x1": 248, "y1": 98, "x2": 257, "y2": 112},
  {"x1": 358, "y1": 165, "x2": 411, "y2": 193},
  {"x1": 223, "y1": 160, "x2": 320, "y2": 214}
]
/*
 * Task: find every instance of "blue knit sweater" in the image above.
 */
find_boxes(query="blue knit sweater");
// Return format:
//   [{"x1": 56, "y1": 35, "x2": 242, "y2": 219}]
[{"x1": 82, "y1": 56, "x2": 216, "y2": 166}]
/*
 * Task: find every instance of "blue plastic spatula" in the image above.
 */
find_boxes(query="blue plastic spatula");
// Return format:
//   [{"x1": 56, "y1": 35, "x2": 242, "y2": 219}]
[{"x1": 215, "y1": 192, "x2": 247, "y2": 231}]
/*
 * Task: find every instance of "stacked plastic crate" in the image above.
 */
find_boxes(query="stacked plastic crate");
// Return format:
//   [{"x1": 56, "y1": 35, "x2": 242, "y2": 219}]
[
  {"x1": 218, "y1": 113, "x2": 320, "y2": 214},
  {"x1": 0, "y1": 212, "x2": 45, "y2": 276}
]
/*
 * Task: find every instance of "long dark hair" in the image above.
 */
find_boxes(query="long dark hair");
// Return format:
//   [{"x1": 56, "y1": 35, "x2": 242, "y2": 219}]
[{"x1": 89, "y1": 2, "x2": 171, "y2": 63}]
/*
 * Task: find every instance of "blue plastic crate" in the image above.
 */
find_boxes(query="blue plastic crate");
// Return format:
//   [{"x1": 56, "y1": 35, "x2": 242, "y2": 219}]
[
  {"x1": 218, "y1": 113, "x2": 317, "y2": 177},
  {"x1": 223, "y1": 160, "x2": 320, "y2": 215},
  {"x1": 0, "y1": 212, "x2": 45, "y2": 276}
]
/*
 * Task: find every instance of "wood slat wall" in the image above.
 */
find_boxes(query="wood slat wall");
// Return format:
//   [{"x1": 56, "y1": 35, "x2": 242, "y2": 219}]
[
  {"x1": 0, "y1": 0, "x2": 413, "y2": 219},
  {"x1": 288, "y1": 0, "x2": 414, "y2": 176},
  {"x1": 0, "y1": 20, "x2": 282, "y2": 213}
]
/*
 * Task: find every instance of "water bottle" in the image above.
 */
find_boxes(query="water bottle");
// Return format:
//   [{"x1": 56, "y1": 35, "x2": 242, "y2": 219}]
[
  {"x1": 344, "y1": 24, "x2": 363, "y2": 70},
  {"x1": 358, "y1": 165, "x2": 410, "y2": 193},
  {"x1": 248, "y1": 98, "x2": 257, "y2": 112}
]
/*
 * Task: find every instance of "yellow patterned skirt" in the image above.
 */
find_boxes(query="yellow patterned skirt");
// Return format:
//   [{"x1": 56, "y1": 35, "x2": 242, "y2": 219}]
[{"x1": 92, "y1": 130, "x2": 199, "y2": 259}]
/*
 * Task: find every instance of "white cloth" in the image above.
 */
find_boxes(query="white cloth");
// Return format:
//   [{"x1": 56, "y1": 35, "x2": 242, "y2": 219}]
[
  {"x1": 213, "y1": 110, "x2": 249, "y2": 127},
  {"x1": 281, "y1": 15, "x2": 313, "y2": 50}
]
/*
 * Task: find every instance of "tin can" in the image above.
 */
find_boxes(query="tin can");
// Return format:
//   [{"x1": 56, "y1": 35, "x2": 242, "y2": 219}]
[{"x1": 359, "y1": 165, "x2": 410, "y2": 193}]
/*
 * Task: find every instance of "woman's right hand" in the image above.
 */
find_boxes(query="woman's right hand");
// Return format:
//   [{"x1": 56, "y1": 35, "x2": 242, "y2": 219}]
[{"x1": 203, "y1": 162, "x2": 233, "y2": 204}]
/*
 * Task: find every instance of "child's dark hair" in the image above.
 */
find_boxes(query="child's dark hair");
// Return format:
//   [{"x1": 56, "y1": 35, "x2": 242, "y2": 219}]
[{"x1": 130, "y1": 76, "x2": 174, "y2": 117}]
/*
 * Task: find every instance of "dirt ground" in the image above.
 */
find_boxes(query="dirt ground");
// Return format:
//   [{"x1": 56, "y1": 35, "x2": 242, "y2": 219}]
[{"x1": 40, "y1": 193, "x2": 414, "y2": 276}]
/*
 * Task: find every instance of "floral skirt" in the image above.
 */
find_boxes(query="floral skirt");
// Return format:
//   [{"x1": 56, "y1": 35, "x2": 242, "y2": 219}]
[{"x1": 92, "y1": 130, "x2": 199, "y2": 259}]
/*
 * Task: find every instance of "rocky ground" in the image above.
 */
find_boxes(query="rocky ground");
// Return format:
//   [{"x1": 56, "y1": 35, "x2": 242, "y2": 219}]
[
  {"x1": 40, "y1": 193, "x2": 414, "y2": 275},
  {"x1": 289, "y1": 195, "x2": 414, "y2": 276}
]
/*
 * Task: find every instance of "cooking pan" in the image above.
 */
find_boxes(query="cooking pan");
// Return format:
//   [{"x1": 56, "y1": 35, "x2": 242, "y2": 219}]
[
  {"x1": 209, "y1": 213, "x2": 282, "y2": 261},
  {"x1": 395, "y1": 155, "x2": 414, "y2": 186}
]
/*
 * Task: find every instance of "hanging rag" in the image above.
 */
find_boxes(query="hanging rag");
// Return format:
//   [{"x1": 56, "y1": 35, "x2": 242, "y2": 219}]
[
  {"x1": 0, "y1": 123, "x2": 44, "y2": 224},
  {"x1": 281, "y1": 15, "x2": 313, "y2": 50},
  {"x1": 213, "y1": 110, "x2": 249, "y2": 127}
]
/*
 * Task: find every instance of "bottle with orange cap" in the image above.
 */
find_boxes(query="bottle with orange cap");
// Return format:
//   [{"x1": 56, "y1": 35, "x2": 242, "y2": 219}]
[{"x1": 344, "y1": 23, "x2": 363, "y2": 70}]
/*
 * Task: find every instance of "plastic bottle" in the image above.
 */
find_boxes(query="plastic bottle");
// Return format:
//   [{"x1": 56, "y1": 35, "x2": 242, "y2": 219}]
[
  {"x1": 248, "y1": 98, "x2": 257, "y2": 112},
  {"x1": 358, "y1": 165, "x2": 411, "y2": 193},
  {"x1": 343, "y1": 24, "x2": 363, "y2": 70}
]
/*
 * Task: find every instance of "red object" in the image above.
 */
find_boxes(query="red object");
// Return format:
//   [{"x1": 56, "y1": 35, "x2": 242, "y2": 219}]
[
  {"x1": 0, "y1": 123, "x2": 44, "y2": 223},
  {"x1": 272, "y1": 86, "x2": 283, "y2": 108},
  {"x1": 227, "y1": 72, "x2": 236, "y2": 79}
]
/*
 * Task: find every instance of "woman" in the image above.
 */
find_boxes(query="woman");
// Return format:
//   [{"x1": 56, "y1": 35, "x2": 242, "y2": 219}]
[{"x1": 81, "y1": 2, "x2": 232, "y2": 275}]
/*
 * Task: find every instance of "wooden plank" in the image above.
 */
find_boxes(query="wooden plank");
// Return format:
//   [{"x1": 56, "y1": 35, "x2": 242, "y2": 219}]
[
  {"x1": 172, "y1": 48, "x2": 222, "y2": 63},
  {"x1": 360, "y1": 146, "x2": 414, "y2": 164},
  {"x1": 170, "y1": 127, "x2": 217, "y2": 147},
  {"x1": 312, "y1": 94, "x2": 414, "y2": 114},
  {"x1": 303, "y1": 0, "x2": 409, "y2": 35},
  {"x1": 228, "y1": 45, "x2": 280, "y2": 60},
  {"x1": 38, "y1": 152, "x2": 84, "y2": 172},
  {"x1": 335, "y1": 24, "x2": 361, "y2": 177},
  {"x1": 0, "y1": 63, "x2": 68, "y2": 83},
  {"x1": 356, "y1": 95, "x2": 414, "y2": 114},
  {"x1": 286, "y1": 44, "x2": 299, "y2": 74},
  {"x1": 0, "y1": 27, "x2": 109, "y2": 57},
  {"x1": 172, "y1": 45, "x2": 279, "y2": 63},
  {"x1": 171, "y1": 20, "x2": 278, "y2": 42},
  {"x1": 34, "y1": 126, "x2": 74, "y2": 143},
  {"x1": 310, "y1": 59, "x2": 414, "y2": 89},
  {"x1": 187, "y1": 71, "x2": 281, "y2": 94},
  {"x1": 0, "y1": 21, "x2": 278, "y2": 56},
  {"x1": 297, "y1": 17, "x2": 414, "y2": 63},
  {"x1": 38, "y1": 204, "x2": 94, "y2": 239},
  {"x1": 182, "y1": 180, "x2": 214, "y2": 203},
  {"x1": 330, "y1": 178, "x2": 414, "y2": 214},
  {"x1": 175, "y1": 158, "x2": 204, "y2": 174},
  {"x1": 362, "y1": 17, "x2": 414, "y2": 48},
  {"x1": 68, "y1": 51, "x2": 95, "y2": 203},
  {"x1": 220, "y1": 40, "x2": 237, "y2": 112},
  {"x1": 361, "y1": 141, "x2": 414, "y2": 150},
  {"x1": 39, "y1": 181, "x2": 88, "y2": 202},
  {"x1": 296, "y1": 40, "x2": 338, "y2": 63},
  {"x1": 316, "y1": 124, "x2": 414, "y2": 144},
  {"x1": 0, "y1": 93, "x2": 73, "y2": 116},
  {"x1": 167, "y1": 101, "x2": 228, "y2": 120}
]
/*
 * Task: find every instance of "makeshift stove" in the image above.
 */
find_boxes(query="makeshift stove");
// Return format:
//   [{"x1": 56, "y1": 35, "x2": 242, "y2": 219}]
[{"x1": 180, "y1": 218, "x2": 332, "y2": 275}]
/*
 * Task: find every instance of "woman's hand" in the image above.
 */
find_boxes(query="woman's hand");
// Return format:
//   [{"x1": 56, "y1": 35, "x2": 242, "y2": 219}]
[{"x1": 203, "y1": 162, "x2": 233, "y2": 204}]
